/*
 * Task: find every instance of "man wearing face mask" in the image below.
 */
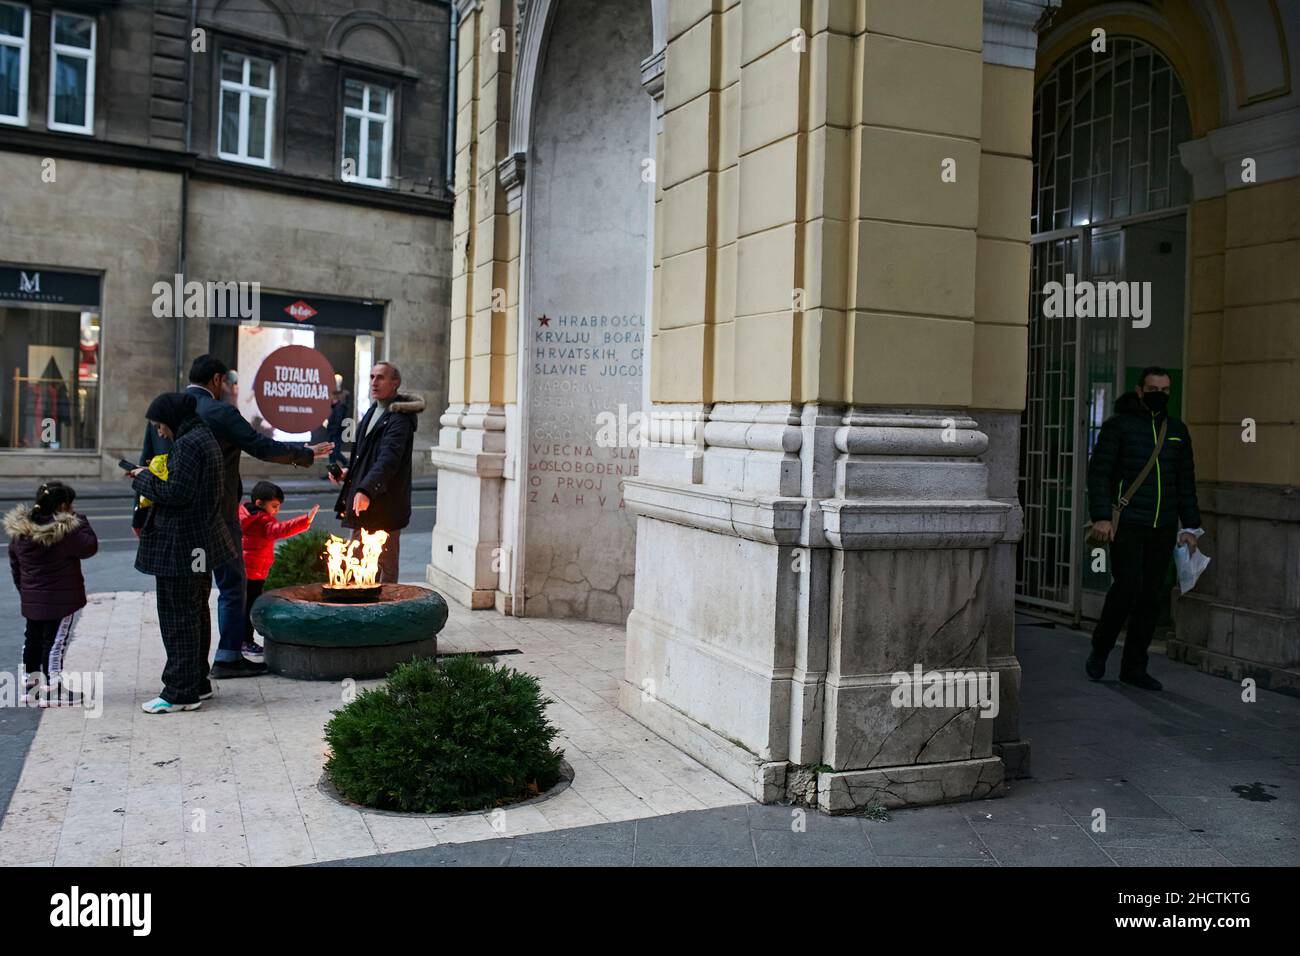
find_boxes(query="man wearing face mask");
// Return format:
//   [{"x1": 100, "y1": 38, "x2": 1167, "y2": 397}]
[{"x1": 1085, "y1": 366, "x2": 1203, "y2": 690}]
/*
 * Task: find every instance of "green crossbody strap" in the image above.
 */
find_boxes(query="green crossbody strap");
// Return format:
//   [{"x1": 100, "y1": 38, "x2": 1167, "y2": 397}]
[{"x1": 1113, "y1": 418, "x2": 1167, "y2": 520}]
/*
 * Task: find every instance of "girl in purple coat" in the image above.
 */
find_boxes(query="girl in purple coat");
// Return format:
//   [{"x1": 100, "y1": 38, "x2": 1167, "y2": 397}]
[{"x1": 5, "y1": 481, "x2": 98, "y2": 706}]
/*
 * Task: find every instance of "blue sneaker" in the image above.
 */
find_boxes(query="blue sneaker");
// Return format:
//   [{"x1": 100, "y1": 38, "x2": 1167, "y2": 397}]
[{"x1": 141, "y1": 697, "x2": 201, "y2": 714}]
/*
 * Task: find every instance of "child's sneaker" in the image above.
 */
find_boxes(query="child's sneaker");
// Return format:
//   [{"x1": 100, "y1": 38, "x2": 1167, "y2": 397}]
[
  {"x1": 241, "y1": 640, "x2": 264, "y2": 658},
  {"x1": 141, "y1": 697, "x2": 201, "y2": 714},
  {"x1": 37, "y1": 688, "x2": 84, "y2": 708},
  {"x1": 20, "y1": 673, "x2": 43, "y2": 704}
]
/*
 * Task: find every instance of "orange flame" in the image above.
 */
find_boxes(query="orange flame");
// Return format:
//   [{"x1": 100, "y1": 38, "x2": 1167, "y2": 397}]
[{"x1": 323, "y1": 530, "x2": 389, "y2": 588}]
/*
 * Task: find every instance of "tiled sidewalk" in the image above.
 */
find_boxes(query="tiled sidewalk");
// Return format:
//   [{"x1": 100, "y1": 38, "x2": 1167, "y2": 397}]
[
  {"x1": 330, "y1": 618, "x2": 1300, "y2": 867},
  {"x1": 3, "y1": 595, "x2": 1299, "y2": 868},
  {"x1": 0, "y1": 591, "x2": 747, "y2": 866}
]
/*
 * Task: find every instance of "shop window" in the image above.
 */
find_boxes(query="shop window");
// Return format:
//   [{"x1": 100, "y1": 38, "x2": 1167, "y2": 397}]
[
  {"x1": 0, "y1": 2, "x2": 30, "y2": 126},
  {"x1": 218, "y1": 49, "x2": 275, "y2": 166},
  {"x1": 48, "y1": 10, "x2": 94, "y2": 134},
  {"x1": 341, "y1": 78, "x2": 392, "y2": 187},
  {"x1": 0, "y1": 306, "x2": 100, "y2": 451},
  {"x1": 208, "y1": 321, "x2": 380, "y2": 446}
]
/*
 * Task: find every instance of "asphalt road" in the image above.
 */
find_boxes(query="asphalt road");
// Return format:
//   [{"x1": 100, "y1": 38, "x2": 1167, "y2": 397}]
[{"x1": 0, "y1": 485, "x2": 437, "y2": 593}]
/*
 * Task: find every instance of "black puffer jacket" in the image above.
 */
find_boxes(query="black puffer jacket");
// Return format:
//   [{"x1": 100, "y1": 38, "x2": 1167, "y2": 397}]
[{"x1": 1087, "y1": 391, "x2": 1200, "y2": 529}]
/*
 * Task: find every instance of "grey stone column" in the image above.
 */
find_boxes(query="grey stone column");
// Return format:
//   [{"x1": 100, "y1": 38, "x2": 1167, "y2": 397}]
[{"x1": 622, "y1": 403, "x2": 1016, "y2": 811}]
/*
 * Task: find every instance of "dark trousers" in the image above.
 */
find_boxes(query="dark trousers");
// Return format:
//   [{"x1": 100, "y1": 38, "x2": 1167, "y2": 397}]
[
  {"x1": 350, "y1": 527, "x2": 400, "y2": 583},
  {"x1": 22, "y1": 612, "x2": 78, "y2": 684},
  {"x1": 1091, "y1": 522, "x2": 1178, "y2": 676},
  {"x1": 212, "y1": 516, "x2": 246, "y2": 663},
  {"x1": 156, "y1": 574, "x2": 212, "y2": 704},
  {"x1": 244, "y1": 578, "x2": 266, "y2": 644}
]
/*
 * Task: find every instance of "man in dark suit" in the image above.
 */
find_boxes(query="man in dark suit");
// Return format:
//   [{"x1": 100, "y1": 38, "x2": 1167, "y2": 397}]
[
  {"x1": 332, "y1": 362, "x2": 422, "y2": 583},
  {"x1": 186, "y1": 355, "x2": 332, "y2": 678}
]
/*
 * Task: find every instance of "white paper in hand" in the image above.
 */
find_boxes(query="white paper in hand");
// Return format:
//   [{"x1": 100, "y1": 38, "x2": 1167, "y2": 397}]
[{"x1": 1174, "y1": 541, "x2": 1211, "y2": 593}]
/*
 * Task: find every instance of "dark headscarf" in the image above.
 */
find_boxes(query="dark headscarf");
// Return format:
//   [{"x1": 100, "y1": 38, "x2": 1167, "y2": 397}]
[{"x1": 144, "y1": 392, "x2": 198, "y2": 433}]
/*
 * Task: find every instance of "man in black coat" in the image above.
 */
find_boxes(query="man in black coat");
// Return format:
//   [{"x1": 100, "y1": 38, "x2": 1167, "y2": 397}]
[
  {"x1": 1085, "y1": 366, "x2": 1203, "y2": 690},
  {"x1": 332, "y1": 361, "x2": 422, "y2": 583},
  {"x1": 186, "y1": 355, "x2": 332, "y2": 678}
]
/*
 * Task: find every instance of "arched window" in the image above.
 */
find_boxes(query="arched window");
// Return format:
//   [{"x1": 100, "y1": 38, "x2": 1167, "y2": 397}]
[{"x1": 1032, "y1": 37, "x2": 1193, "y2": 234}]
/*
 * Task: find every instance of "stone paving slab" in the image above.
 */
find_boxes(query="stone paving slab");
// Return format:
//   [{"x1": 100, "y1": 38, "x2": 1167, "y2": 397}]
[
  {"x1": 323, "y1": 619, "x2": 1300, "y2": 868},
  {"x1": 0, "y1": 589, "x2": 748, "y2": 866},
  {"x1": 4, "y1": 599, "x2": 1300, "y2": 868}
]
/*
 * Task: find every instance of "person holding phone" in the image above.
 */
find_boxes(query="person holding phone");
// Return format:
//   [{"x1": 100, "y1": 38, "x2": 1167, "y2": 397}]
[{"x1": 126, "y1": 392, "x2": 234, "y2": 713}]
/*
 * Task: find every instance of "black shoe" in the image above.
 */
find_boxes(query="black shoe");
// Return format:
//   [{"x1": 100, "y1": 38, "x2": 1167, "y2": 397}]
[
  {"x1": 210, "y1": 658, "x2": 268, "y2": 679},
  {"x1": 1120, "y1": 671, "x2": 1163, "y2": 691},
  {"x1": 1085, "y1": 652, "x2": 1107, "y2": 681}
]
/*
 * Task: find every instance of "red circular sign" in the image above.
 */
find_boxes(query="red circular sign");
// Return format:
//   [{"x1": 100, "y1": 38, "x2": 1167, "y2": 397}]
[{"x1": 253, "y1": 345, "x2": 336, "y2": 433}]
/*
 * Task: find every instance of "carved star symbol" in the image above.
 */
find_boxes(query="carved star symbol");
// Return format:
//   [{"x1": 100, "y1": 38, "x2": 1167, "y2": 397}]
[{"x1": 537, "y1": 314, "x2": 551, "y2": 327}]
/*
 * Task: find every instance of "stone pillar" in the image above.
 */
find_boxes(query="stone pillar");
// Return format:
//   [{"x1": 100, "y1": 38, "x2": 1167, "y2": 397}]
[
  {"x1": 1173, "y1": 104, "x2": 1300, "y2": 693},
  {"x1": 428, "y1": 0, "x2": 517, "y2": 610},
  {"x1": 621, "y1": 0, "x2": 1048, "y2": 810},
  {"x1": 973, "y1": 0, "x2": 1040, "y2": 778}
]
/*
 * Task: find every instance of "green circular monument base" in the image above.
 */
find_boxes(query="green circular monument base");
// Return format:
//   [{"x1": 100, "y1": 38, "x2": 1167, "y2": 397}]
[{"x1": 251, "y1": 583, "x2": 449, "y2": 681}]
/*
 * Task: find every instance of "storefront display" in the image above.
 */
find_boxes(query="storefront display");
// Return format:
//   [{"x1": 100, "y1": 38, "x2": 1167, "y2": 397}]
[
  {"x1": 0, "y1": 266, "x2": 102, "y2": 452},
  {"x1": 209, "y1": 290, "x2": 384, "y2": 444}
]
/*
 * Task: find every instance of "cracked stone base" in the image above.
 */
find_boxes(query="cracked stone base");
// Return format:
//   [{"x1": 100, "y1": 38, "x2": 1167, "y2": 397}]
[
  {"x1": 994, "y1": 739, "x2": 1031, "y2": 779},
  {"x1": 619, "y1": 683, "x2": 786, "y2": 803},
  {"x1": 817, "y1": 756, "x2": 1005, "y2": 813}
]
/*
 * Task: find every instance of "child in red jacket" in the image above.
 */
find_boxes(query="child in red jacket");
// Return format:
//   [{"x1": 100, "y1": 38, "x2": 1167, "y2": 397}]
[{"x1": 239, "y1": 481, "x2": 318, "y2": 655}]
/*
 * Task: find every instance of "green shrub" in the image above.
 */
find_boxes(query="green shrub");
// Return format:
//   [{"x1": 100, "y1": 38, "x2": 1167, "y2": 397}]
[
  {"x1": 324, "y1": 655, "x2": 565, "y2": 813},
  {"x1": 265, "y1": 529, "x2": 330, "y2": 589}
]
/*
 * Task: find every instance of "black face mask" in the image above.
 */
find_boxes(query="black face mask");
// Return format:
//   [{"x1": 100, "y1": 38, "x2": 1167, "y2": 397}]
[{"x1": 1142, "y1": 391, "x2": 1169, "y2": 414}]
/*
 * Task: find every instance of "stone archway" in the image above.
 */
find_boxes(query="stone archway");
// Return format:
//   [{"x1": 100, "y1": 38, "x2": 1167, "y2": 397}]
[{"x1": 511, "y1": 0, "x2": 656, "y2": 622}]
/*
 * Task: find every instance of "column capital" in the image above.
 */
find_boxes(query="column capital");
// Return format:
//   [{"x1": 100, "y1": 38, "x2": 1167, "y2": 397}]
[
  {"x1": 640, "y1": 47, "x2": 665, "y2": 99},
  {"x1": 498, "y1": 151, "x2": 526, "y2": 210},
  {"x1": 1179, "y1": 106, "x2": 1300, "y2": 199},
  {"x1": 983, "y1": 0, "x2": 1058, "y2": 69}
]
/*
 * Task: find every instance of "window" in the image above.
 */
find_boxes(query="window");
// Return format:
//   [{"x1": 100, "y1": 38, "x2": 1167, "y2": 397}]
[
  {"x1": 0, "y1": 270, "x2": 101, "y2": 451},
  {"x1": 48, "y1": 10, "x2": 94, "y2": 133},
  {"x1": 218, "y1": 50, "x2": 275, "y2": 166},
  {"x1": 0, "y1": 2, "x2": 29, "y2": 126},
  {"x1": 341, "y1": 78, "x2": 392, "y2": 186}
]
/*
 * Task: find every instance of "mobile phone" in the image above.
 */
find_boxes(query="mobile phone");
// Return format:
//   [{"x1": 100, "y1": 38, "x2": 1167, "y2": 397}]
[
  {"x1": 118, "y1": 459, "x2": 138, "y2": 472},
  {"x1": 327, "y1": 463, "x2": 343, "y2": 480}
]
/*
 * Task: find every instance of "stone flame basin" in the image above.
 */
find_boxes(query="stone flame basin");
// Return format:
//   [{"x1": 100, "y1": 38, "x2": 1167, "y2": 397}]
[{"x1": 250, "y1": 583, "x2": 449, "y2": 681}]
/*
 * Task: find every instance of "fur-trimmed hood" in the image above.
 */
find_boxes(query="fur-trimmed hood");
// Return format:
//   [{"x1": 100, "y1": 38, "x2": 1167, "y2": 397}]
[
  {"x1": 385, "y1": 392, "x2": 425, "y2": 416},
  {"x1": 3, "y1": 505, "x2": 83, "y2": 546}
]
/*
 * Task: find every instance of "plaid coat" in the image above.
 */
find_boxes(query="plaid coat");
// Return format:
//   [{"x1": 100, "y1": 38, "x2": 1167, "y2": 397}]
[{"x1": 132, "y1": 416, "x2": 235, "y2": 576}]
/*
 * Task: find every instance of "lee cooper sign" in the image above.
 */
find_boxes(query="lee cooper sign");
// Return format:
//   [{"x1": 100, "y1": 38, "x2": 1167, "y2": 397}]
[{"x1": 253, "y1": 345, "x2": 335, "y2": 433}]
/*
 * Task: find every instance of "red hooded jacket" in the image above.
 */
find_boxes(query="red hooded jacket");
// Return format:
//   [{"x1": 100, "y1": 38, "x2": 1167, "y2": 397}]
[{"x1": 238, "y1": 500, "x2": 314, "y2": 580}]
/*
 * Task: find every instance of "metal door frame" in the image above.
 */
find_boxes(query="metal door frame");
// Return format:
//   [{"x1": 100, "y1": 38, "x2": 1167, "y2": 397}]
[{"x1": 1020, "y1": 206, "x2": 1188, "y2": 621}]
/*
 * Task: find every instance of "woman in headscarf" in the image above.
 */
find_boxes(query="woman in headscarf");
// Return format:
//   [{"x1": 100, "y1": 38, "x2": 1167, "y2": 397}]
[{"x1": 126, "y1": 392, "x2": 236, "y2": 713}]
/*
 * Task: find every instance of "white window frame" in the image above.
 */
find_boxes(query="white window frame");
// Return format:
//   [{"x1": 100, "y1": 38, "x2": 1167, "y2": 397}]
[
  {"x1": 0, "y1": 2, "x2": 30, "y2": 127},
  {"x1": 47, "y1": 9, "x2": 94, "y2": 134},
  {"x1": 341, "y1": 78, "x2": 393, "y2": 187},
  {"x1": 217, "y1": 50, "x2": 275, "y2": 167}
]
